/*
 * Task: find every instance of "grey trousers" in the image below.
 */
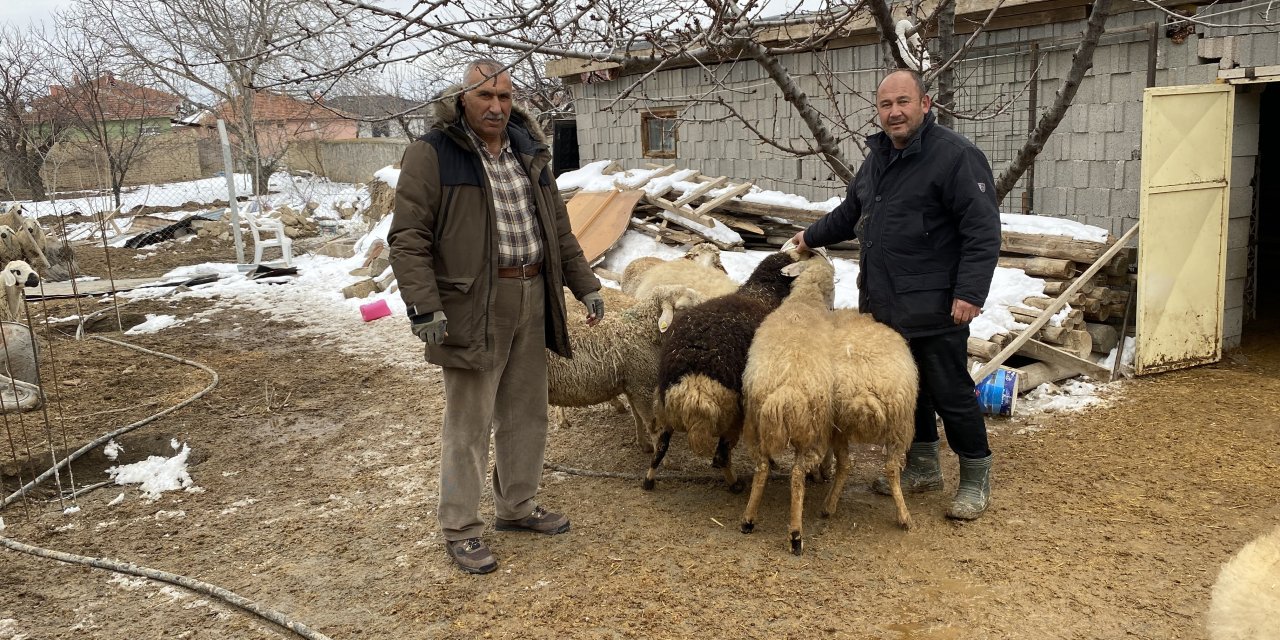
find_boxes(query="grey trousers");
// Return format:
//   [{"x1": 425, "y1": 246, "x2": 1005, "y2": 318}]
[{"x1": 438, "y1": 274, "x2": 549, "y2": 542}]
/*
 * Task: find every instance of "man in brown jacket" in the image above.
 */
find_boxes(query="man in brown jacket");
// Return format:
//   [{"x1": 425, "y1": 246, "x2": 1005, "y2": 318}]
[{"x1": 389, "y1": 58, "x2": 602, "y2": 574}]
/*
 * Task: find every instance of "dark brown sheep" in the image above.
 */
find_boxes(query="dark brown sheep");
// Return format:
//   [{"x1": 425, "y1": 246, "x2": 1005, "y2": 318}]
[{"x1": 644, "y1": 250, "x2": 799, "y2": 492}]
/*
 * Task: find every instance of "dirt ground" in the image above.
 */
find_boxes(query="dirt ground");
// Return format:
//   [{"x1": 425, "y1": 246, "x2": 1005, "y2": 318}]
[{"x1": 1, "y1": 241, "x2": 1278, "y2": 640}]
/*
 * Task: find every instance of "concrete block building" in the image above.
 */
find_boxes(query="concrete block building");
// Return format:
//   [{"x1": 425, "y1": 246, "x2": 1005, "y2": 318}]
[{"x1": 550, "y1": 0, "x2": 1280, "y2": 359}]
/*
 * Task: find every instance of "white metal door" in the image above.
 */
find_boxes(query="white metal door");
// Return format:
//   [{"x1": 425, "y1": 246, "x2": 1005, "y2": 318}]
[{"x1": 1136, "y1": 84, "x2": 1234, "y2": 375}]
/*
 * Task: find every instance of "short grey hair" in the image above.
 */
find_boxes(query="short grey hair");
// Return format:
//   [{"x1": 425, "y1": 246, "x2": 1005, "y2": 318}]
[
  {"x1": 879, "y1": 69, "x2": 929, "y2": 99},
  {"x1": 461, "y1": 58, "x2": 508, "y2": 86}
]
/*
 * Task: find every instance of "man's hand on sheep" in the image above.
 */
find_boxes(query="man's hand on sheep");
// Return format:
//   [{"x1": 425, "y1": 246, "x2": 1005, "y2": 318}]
[
  {"x1": 411, "y1": 311, "x2": 448, "y2": 344},
  {"x1": 787, "y1": 230, "x2": 811, "y2": 252},
  {"x1": 580, "y1": 291, "x2": 604, "y2": 327},
  {"x1": 951, "y1": 299, "x2": 981, "y2": 325}
]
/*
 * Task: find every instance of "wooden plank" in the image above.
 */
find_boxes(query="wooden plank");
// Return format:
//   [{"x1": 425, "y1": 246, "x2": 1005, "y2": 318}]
[
  {"x1": 619, "y1": 164, "x2": 676, "y2": 191},
  {"x1": 972, "y1": 222, "x2": 1140, "y2": 384},
  {"x1": 672, "y1": 176, "x2": 728, "y2": 208},
  {"x1": 566, "y1": 189, "x2": 645, "y2": 263},
  {"x1": 643, "y1": 194, "x2": 720, "y2": 229},
  {"x1": 1016, "y1": 338, "x2": 1115, "y2": 382},
  {"x1": 691, "y1": 181, "x2": 754, "y2": 217}
]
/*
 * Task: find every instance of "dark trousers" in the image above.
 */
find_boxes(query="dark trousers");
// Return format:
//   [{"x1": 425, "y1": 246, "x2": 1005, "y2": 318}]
[{"x1": 908, "y1": 329, "x2": 991, "y2": 460}]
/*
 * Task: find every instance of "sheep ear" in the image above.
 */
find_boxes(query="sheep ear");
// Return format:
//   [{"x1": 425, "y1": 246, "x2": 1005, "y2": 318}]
[
  {"x1": 3, "y1": 271, "x2": 15, "y2": 287},
  {"x1": 658, "y1": 303, "x2": 674, "y2": 333},
  {"x1": 781, "y1": 262, "x2": 804, "y2": 277}
]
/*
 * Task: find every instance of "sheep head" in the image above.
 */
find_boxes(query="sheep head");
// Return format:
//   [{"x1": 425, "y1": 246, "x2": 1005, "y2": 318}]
[
  {"x1": 650, "y1": 284, "x2": 705, "y2": 333},
  {"x1": 0, "y1": 225, "x2": 21, "y2": 263},
  {"x1": 780, "y1": 251, "x2": 837, "y2": 309},
  {"x1": 683, "y1": 243, "x2": 725, "y2": 273},
  {"x1": 2, "y1": 260, "x2": 38, "y2": 288}
]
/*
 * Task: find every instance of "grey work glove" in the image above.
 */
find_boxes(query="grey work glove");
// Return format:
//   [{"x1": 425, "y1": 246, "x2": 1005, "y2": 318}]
[
  {"x1": 410, "y1": 311, "x2": 447, "y2": 345},
  {"x1": 580, "y1": 291, "x2": 604, "y2": 327}
]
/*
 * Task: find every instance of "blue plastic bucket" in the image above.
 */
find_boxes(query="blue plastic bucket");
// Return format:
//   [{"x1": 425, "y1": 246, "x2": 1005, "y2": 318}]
[{"x1": 975, "y1": 367, "x2": 1019, "y2": 416}]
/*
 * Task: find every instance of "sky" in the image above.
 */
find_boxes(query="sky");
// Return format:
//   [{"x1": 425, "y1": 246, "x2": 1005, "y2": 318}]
[{"x1": 0, "y1": 0, "x2": 74, "y2": 26}]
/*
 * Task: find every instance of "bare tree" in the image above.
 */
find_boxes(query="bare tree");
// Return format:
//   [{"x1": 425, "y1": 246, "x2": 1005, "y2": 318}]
[
  {"x1": 41, "y1": 19, "x2": 183, "y2": 208},
  {"x1": 76, "y1": 0, "x2": 366, "y2": 194},
  {"x1": 0, "y1": 25, "x2": 65, "y2": 201}
]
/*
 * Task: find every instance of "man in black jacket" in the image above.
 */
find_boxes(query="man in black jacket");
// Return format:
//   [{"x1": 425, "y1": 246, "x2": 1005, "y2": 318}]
[{"x1": 791, "y1": 69, "x2": 1001, "y2": 520}]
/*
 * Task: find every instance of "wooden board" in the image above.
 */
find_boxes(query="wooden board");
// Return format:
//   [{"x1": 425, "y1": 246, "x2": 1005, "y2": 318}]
[{"x1": 566, "y1": 189, "x2": 644, "y2": 263}]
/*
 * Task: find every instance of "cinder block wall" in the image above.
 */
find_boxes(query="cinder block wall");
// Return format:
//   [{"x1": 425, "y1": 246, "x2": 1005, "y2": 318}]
[
  {"x1": 284, "y1": 139, "x2": 410, "y2": 184},
  {"x1": 572, "y1": 4, "x2": 1273, "y2": 232},
  {"x1": 34, "y1": 136, "x2": 203, "y2": 193}
]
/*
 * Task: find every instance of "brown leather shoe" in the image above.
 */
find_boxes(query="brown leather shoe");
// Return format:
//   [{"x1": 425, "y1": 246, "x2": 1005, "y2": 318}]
[
  {"x1": 445, "y1": 538, "x2": 497, "y2": 574},
  {"x1": 494, "y1": 505, "x2": 570, "y2": 535}
]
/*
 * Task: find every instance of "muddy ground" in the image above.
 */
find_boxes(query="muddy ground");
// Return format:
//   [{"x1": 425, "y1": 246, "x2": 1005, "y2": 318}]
[{"x1": 1, "y1": 240, "x2": 1278, "y2": 639}]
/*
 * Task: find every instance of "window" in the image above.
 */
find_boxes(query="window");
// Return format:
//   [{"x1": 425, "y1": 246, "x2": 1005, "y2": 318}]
[
  {"x1": 371, "y1": 121, "x2": 391, "y2": 138},
  {"x1": 641, "y1": 110, "x2": 677, "y2": 159}
]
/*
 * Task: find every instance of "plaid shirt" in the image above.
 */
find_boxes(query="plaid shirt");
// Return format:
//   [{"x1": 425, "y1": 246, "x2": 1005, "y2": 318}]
[{"x1": 463, "y1": 122, "x2": 543, "y2": 268}]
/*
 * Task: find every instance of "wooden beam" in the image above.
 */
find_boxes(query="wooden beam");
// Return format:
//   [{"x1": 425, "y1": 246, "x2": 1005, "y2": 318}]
[
  {"x1": 619, "y1": 164, "x2": 676, "y2": 191},
  {"x1": 691, "y1": 182, "x2": 754, "y2": 217},
  {"x1": 673, "y1": 176, "x2": 728, "y2": 208},
  {"x1": 1016, "y1": 338, "x2": 1115, "y2": 382},
  {"x1": 972, "y1": 221, "x2": 1140, "y2": 384},
  {"x1": 1001, "y1": 230, "x2": 1110, "y2": 263}
]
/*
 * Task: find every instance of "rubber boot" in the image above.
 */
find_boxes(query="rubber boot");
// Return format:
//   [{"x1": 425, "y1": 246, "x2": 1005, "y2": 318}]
[
  {"x1": 872, "y1": 440, "x2": 944, "y2": 496},
  {"x1": 946, "y1": 454, "x2": 992, "y2": 520}
]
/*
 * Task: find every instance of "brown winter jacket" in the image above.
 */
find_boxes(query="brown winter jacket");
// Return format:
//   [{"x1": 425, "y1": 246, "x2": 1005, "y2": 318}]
[{"x1": 389, "y1": 88, "x2": 600, "y2": 370}]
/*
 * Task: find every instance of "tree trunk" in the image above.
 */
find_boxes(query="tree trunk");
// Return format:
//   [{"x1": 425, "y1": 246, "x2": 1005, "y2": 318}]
[
  {"x1": 867, "y1": 0, "x2": 910, "y2": 70},
  {"x1": 736, "y1": 38, "x2": 855, "y2": 183},
  {"x1": 995, "y1": 0, "x2": 1113, "y2": 203}
]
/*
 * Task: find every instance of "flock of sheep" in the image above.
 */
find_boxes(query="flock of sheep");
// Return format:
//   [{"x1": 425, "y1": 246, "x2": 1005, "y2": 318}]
[
  {"x1": 548, "y1": 243, "x2": 917, "y2": 555},
  {"x1": 546, "y1": 242, "x2": 1278, "y2": 632}
]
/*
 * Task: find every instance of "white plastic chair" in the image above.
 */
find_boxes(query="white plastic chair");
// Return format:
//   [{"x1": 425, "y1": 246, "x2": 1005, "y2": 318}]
[{"x1": 240, "y1": 207, "x2": 293, "y2": 267}]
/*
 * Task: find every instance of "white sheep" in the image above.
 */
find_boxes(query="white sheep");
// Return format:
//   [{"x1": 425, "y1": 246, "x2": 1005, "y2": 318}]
[
  {"x1": 1, "y1": 260, "x2": 39, "y2": 322},
  {"x1": 0, "y1": 225, "x2": 22, "y2": 266},
  {"x1": 1208, "y1": 523, "x2": 1280, "y2": 639},
  {"x1": 548, "y1": 284, "x2": 705, "y2": 452},
  {"x1": 739, "y1": 249, "x2": 836, "y2": 554},
  {"x1": 820, "y1": 308, "x2": 918, "y2": 531},
  {"x1": 622, "y1": 243, "x2": 734, "y2": 300}
]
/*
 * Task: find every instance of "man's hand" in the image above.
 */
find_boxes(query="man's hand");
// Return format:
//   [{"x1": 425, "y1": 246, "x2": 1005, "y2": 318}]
[
  {"x1": 581, "y1": 291, "x2": 605, "y2": 327},
  {"x1": 952, "y1": 299, "x2": 981, "y2": 325},
  {"x1": 411, "y1": 311, "x2": 448, "y2": 344},
  {"x1": 788, "y1": 230, "x2": 811, "y2": 251}
]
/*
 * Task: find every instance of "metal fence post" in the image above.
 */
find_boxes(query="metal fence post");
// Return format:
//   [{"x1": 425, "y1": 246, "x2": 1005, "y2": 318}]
[{"x1": 217, "y1": 119, "x2": 245, "y2": 264}]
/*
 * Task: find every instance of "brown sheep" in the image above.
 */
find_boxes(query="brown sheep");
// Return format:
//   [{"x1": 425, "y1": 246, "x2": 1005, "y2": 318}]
[{"x1": 739, "y1": 249, "x2": 836, "y2": 554}]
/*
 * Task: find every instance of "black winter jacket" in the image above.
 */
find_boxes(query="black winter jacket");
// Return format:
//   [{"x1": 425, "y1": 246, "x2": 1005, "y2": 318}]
[{"x1": 804, "y1": 112, "x2": 1001, "y2": 338}]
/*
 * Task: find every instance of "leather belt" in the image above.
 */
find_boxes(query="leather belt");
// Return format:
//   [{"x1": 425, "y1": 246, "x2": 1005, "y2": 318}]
[{"x1": 497, "y1": 262, "x2": 542, "y2": 279}]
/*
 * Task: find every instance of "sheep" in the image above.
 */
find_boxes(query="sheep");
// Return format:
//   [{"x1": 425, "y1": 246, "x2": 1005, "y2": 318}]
[
  {"x1": 1208, "y1": 524, "x2": 1280, "y2": 640},
  {"x1": 0, "y1": 320, "x2": 42, "y2": 412},
  {"x1": 548, "y1": 284, "x2": 705, "y2": 453},
  {"x1": 1, "y1": 260, "x2": 39, "y2": 322},
  {"x1": 0, "y1": 225, "x2": 22, "y2": 266},
  {"x1": 621, "y1": 243, "x2": 732, "y2": 300},
  {"x1": 645, "y1": 249, "x2": 800, "y2": 492},
  {"x1": 738, "y1": 249, "x2": 836, "y2": 554},
  {"x1": 549, "y1": 287, "x2": 638, "y2": 433},
  {"x1": 820, "y1": 308, "x2": 918, "y2": 532}
]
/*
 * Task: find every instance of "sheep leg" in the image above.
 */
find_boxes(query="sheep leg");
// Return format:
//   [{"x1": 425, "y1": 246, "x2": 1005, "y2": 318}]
[
  {"x1": 740, "y1": 457, "x2": 771, "y2": 534},
  {"x1": 623, "y1": 389, "x2": 655, "y2": 453},
  {"x1": 789, "y1": 459, "x2": 808, "y2": 555},
  {"x1": 550, "y1": 406, "x2": 570, "y2": 430},
  {"x1": 714, "y1": 439, "x2": 744, "y2": 493},
  {"x1": 821, "y1": 439, "x2": 852, "y2": 518},
  {"x1": 883, "y1": 453, "x2": 914, "y2": 530},
  {"x1": 642, "y1": 430, "x2": 673, "y2": 491}
]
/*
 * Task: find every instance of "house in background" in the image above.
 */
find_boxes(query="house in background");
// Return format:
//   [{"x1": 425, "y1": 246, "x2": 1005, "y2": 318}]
[
  {"x1": 198, "y1": 91, "x2": 358, "y2": 160},
  {"x1": 325, "y1": 94, "x2": 432, "y2": 140},
  {"x1": 28, "y1": 72, "x2": 184, "y2": 140}
]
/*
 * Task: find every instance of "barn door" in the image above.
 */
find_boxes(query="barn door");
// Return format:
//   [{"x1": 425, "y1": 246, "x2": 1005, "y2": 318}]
[{"x1": 1136, "y1": 84, "x2": 1234, "y2": 375}]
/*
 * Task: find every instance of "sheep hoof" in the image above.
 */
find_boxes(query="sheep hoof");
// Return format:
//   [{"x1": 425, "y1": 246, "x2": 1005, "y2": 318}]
[
  {"x1": 740, "y1": 521, "x2": 754, "y2": 534},
  {"x1": 728, "y1": 479, "x2": 746, "y2": 494},
  {"x1": 642, "y1": 478, "x2": 656, "y2": 491},
  {"x1": 790, "y1": 533, "x2": 803, "y2": 556}
]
